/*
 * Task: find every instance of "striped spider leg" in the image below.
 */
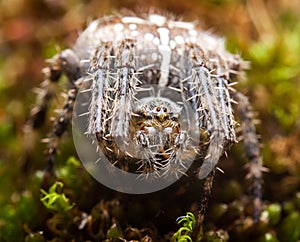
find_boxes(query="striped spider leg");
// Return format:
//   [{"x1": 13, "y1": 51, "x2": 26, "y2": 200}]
[
  {"x1": 87, "y1": 39, "x2": 139, "y2": 171},
  {"x1": 180, "y1": 43, "x2": 237, "y2": 236},
  {"x1": 233, "y1": 91, "x2": 263, "y2": 222},
  {"x1": 24, "y1": 49, "x2": 82, "y2": 185},
  {"x1": 179, "y1": 43, "x2": 263, "y2": 237}
]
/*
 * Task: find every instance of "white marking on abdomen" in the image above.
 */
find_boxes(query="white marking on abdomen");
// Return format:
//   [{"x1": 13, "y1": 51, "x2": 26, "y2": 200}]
[
  {"x1": 122, "y1": 16, "x2": 146, "y2": 24},
  {"x1": 157, "y1": 27, "x2": 171, "y2": 86},
  {"x1": 149, "y1": 14, "x2": 166, "y2": 26}
]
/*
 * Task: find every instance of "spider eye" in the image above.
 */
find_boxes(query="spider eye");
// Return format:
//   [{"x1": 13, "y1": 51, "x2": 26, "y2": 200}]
[
  {"x1": 163, "y1": 107, "x2": 168, "y2": 112},
  {"x1": 155, "y1": 107, "x2": 161, "y2": 112},
  {"x1": 170, "y1": 114, "x2": 178, "y2": 121},
  {"x1": 142, "y1": 112, "x2": 152, "y2": 119},
  {"x1": 136, "y1": 111, "x2": 152, "y2": 120}
]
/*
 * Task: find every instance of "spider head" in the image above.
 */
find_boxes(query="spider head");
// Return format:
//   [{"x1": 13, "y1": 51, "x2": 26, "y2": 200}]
[
  {"x1": 134, "y1": 97, "x2": 181, "y2": 126},
  {"x1": 129, "y1": 95, "x2": 198, "y2": 176},
  {"x1": 130, "y1": 97, "x2": 182, "y2": 155}
]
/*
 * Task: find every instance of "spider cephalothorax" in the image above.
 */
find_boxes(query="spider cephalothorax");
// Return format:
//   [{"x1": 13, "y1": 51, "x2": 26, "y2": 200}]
[
  {"x1": 132, "y1": 96, "x2": 186, "y2": 174},
  {"x1": 25, "y1": 13, "x2": 263, "y2": 232}
]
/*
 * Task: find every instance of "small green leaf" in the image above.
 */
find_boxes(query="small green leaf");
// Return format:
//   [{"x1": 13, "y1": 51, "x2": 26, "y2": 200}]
[
  {"x1": 40, "y1": 182, "x2": 74, "y2": 212},
  {"x1": 173, "y1": 212, "x2": 196, "y2": 242},
  {"x1": 106, "y1": 223, "x2": 122, "y2": 239}
]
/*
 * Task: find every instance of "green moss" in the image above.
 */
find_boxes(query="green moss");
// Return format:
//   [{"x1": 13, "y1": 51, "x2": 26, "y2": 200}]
[
  {"x1": 265, "y1": 203, "x2": 282, "y2": 226},
  {"x1": 259, "y1": 232, "x2": 280, "y2": 242},
  {"x1": 279, "y1": 212, "x2": 300, "y2": 242},
  {"x1": 40, "y1": 182, "x2": 74, "y2": 213},
  {"x1": 25, "y1": 232, "x2": 46, "y2": 242},
  {"x1": 106, "y1": 223, "x2": 123, "y2": 239},
  {"x1": 173, "y1": 212, "x2": 196, "y2": 242}
]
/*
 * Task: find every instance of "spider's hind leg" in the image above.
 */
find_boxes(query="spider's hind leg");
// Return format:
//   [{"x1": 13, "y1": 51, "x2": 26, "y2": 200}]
[
  {"x1": 23, "y1": 49, "x2": 81, "y2": 184},
  {"x1": 43, "y1": 87, "x2": 78, "y2": 186},
  {"x1": 26, "y1": 49, "x2": 81, "y2": 131},
  {"x1": 234, "y1": 91, "x2": 263, "y2": 222}
]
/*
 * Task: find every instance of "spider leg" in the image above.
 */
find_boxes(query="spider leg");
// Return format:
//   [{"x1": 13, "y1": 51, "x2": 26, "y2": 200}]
[
  {"x1": 89, "y1": 40, "x2": 138, "y2": 166},
  {"x1": 111, "y1": 39, "x2": 137, "y2": 139},
  {"x1": 43, "y1": 88, "x2": 78, "y2": 184},
  {"x1": 192, "y1": 168, "x2": 216, "y2": 241},
  {"x1": 24, "y1": 49, "x2": 81, "y2": 183},
  {"x1": 233, "y1": 91, "x2": 263, "y2": 221},
  {"x1": 183, "y1": 44, "x2": 228, "y2": 179},
  {"x1": 26, "y1": 49, "x2": 81, "y2": 131},
  {"x1": 182, "y1": 51, "x2": 225, "y2": 239},
  {"x1": 23, "y1": 51, "x2": 64, "y2": 171},
  {"x1": 181, "y1": 46, "x2": 239, "y2": 234},
  {"x1": 88, "y1": 42, "x2": 114, "y2": 143}
]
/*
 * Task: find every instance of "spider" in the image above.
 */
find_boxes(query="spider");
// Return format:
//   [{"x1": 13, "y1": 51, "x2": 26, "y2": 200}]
[{"x1": 25, "y1": 13, "x2": 263, "y2": 235}]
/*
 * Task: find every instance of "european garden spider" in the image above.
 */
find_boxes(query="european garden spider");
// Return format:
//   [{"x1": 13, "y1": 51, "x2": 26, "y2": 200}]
[{"x1": 25, "y1": 13, "x2": 263, "y2": 234}]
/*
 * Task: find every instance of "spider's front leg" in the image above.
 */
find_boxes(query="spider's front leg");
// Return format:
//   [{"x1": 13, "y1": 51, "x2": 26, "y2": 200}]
[
  {"x1": 24, "y1": 49, "x2": 81, "y2": 185},
  {"x1": 234, "y1": 91, "x2": 263, "y2": 222},
  {"x1": 88, "y1": 39, "x2": 138, "y2": 166},
  {"x1": 192, "y1": 168, "x2": 216, "y2": 241},
  {"x1": 182, "y1": 45, "x2": 230, "y2": 180},
  {"x1": 183, "y1": 45, "x2": 237, "y2": 239}
]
